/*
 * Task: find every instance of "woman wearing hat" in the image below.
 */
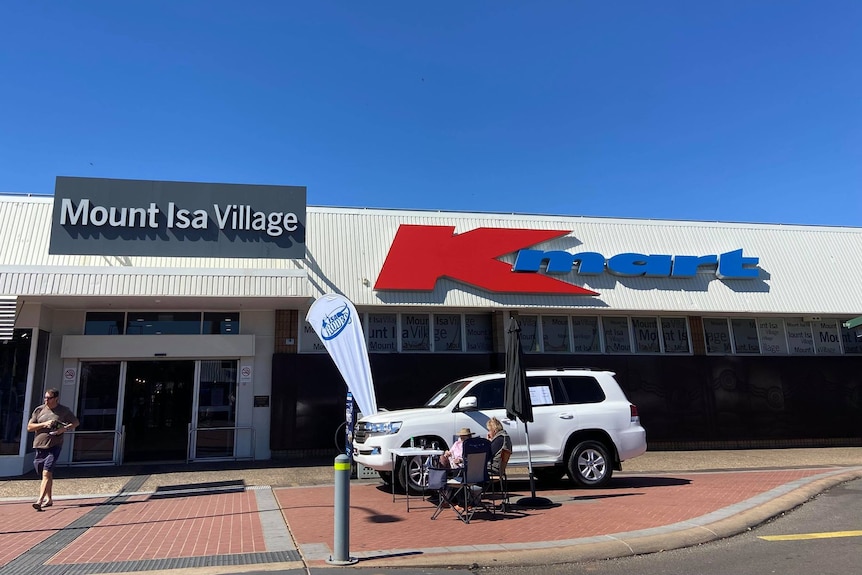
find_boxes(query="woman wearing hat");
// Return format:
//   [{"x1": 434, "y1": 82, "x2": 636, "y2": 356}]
[{"x1": 440, "y1": 427, "x2": 474, "y2": 468}]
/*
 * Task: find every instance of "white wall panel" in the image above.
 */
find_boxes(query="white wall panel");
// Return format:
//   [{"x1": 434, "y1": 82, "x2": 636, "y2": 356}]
[{"x1": 60, "y1": 334, "x2": 255, "y2": 358}]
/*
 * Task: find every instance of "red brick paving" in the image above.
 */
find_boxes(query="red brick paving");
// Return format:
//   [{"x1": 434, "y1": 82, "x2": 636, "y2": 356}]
[
  {"x1": 275, "y1": 469, "x2": 828, "y2": 555},
  {"x1": 0, "y1": 467, "x2": 840, "y2": 570},
  {"x1": 0, "y1": 498, "x2": 103, "y2": 567},
  {"x1": 49, "y1": 491, "x2": 266, "y2": 565}
]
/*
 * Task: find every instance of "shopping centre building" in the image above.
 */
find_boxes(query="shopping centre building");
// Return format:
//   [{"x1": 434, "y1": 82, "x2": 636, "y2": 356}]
[{"x1": 1, "y1": 176, "x2": 860, "y2": 476}]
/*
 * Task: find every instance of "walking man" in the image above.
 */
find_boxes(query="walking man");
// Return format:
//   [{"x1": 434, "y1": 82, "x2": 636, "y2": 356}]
[{"x1": 27, "y1": 388, "x2": 79, "y2": 511}]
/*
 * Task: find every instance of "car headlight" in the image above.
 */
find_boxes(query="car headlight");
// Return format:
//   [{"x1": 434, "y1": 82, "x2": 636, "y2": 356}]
[{"x1": 362, "y1": 421, "x2": 402, "y2": 435}]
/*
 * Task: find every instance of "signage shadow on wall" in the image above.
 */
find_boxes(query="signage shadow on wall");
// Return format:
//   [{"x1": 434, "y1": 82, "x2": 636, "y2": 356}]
[
  {"x1": 218, "y1": 221, "x2": 306, "y2": 247},
  {"x1": 60, "y1": 224, "x2": 219, "y2": 243},
  {"x1": 304, "y1": 246, "x2": 343, "y2": 295},
  {"x1": 587, "y1": 269, "x2": 770, "y2": 294},
  {"x1": 374, "y1": 279, "x2": 612, "y2": 307},
  {"x1": 721, "y1": 269, "x2": 771, "y2": 293}
]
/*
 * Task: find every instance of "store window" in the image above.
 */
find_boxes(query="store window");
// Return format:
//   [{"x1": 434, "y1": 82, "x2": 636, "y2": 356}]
[
  {"x1": 785, "y1": 319, "x2": 814, "y2": 354},
  {"x1": 300, "y1": 320, "x2": 325, "y2": 352},
  {"x1": 86, "y1": 311, "x2": 241, "y2": 336},
  {"x1": 203, "y1": 312, "x2": 239, "y2": 335},
  {"x1": 0, "y1": 329, "x2": 31, "y2": 455},
  {"x1": 661, "y1": 317, "x2": 690, "y2": 353},
  {"x1": 542, "y1": 316, "x2": 570, "y2": 353},
  {"x1": 731, "y1": 319, "x2": 760, "y2": 354},
  {"x1": 465, "y1": 314, "x2": 493, "y2": 352},
  {"x1": 813, "y1": 320, "x2": 843, "y2": 354},
  {"x1": 434, "y1": 314, "x2": 462, "y2": 352},
  {"x1": 570, "y1": 317, "x2": 600, "y2": 353},
  {"x1": 85, "y1": 312, "x2": 126, "y2": 335},
  {"x1": 841, "y1": 323, "x2": 862, "y2": 354},
  {"x1": 603, "y1": 317, "x2": 632, "y2": 353},
  {"x1": 632, "y1": 317, "x2": 661, "y2": 353},
  {"x1": 518, "y1": 315, "x2": 540, "y2": 353},
  {"x1": 401, "y1": 314, "x2": 430, "y2": 352},
  {"x1": 368, "y1": 313, "x2": 397, "y2": 352},
  {"x1": 757, "y1": 318, "x2": 788, "y2": 355},
  {"x1": 127, "y1": 312, "x2": 202, "y2": 335},
  {"x1": 703, "y1": 318, "x2": 732, "y2": 354}
]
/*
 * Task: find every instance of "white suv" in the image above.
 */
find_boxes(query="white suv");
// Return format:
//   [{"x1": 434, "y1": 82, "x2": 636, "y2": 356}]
[{"x1": 353, "y1": 368, "x2": 646, "y2": 492}]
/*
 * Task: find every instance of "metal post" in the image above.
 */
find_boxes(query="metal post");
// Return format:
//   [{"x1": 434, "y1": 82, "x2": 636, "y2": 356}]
[{"x1": 327, "y1": 454, "x2": 357, "y2": 565}]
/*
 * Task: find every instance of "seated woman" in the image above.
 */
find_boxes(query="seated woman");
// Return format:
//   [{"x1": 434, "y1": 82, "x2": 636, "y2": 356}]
[
  {"x1": 439, "y1": 427, "x2": 475, "y2": 469},
  {"x1": 486, "y1": 417, "x2": 512, "y2": 475}
]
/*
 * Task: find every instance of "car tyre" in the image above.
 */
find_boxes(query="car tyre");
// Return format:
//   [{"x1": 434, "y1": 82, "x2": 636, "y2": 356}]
[
  {"x1": 397, "y1": 455, "x2": 429, "y2": 494},
  {"x1": 568, "y1": 440, "x2": 612, "y2": 488}
]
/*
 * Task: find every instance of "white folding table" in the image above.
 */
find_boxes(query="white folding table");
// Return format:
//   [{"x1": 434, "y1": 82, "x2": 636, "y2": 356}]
[{"x1": 390, "y1": 447, "x2": 443, "y2": 511}]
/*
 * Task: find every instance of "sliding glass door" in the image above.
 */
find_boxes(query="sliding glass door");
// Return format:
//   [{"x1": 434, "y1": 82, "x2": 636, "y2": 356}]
[{"x1": 194, "y1": 360, "x2": 238, "y2": 459}]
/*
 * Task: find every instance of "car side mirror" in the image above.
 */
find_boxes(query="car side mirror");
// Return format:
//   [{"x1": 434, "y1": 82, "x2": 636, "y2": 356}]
[{"x1": 457, "y1": 396, "x2": 478, "y2": 411}]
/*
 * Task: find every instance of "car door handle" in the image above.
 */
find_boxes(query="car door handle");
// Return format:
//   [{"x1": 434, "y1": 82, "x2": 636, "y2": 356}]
[{"x1": 558, "y1": 413, "x2": 574, "y2": 419}]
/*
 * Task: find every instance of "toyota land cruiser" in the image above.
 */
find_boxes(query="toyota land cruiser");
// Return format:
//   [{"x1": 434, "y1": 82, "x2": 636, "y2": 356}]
[{"x1": 353, "y1": 368, "x2": 646, "y2": 492}]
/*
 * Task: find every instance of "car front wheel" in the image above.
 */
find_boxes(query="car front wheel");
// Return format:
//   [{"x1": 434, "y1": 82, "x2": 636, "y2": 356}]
[
  {"x1": 567, "y1": 441, "x2": 612, "y2": 488},
  {"x1": 397, "y1": 455, "x2": 430, "y2": 494}
]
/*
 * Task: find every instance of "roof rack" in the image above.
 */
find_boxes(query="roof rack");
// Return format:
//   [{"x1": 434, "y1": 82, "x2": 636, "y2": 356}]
[{"x1": 524, "y1": 367, "x2": 598, "y2": 372}]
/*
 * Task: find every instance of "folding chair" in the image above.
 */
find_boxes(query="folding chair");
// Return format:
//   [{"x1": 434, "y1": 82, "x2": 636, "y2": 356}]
[
  {"x1": 445, "y1": 437, "x2": 494, "y2": 523},
  {"x1": 488, "y1": 448, "x2": 511, "y2": 512},
  {"x1": 428, "y1": 466, "x2": 454, "y2": 520}
]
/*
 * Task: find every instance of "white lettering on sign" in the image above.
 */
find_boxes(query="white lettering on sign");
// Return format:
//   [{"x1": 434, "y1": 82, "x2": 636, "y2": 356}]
[
  {"x1": 60, "y1": 198, "x2": 299, "y2": 237},
  {"x1": 212, "y1": 204, "x2": 298, "y2": 237},
  {"x1": 61, "y1": 198, "x2": 160, "y2": 228}
]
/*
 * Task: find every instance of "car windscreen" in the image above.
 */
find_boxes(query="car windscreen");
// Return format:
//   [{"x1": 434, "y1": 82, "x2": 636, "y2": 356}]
[{"x1": 423, "y1": 379, "x2": 473, "y2": 408}]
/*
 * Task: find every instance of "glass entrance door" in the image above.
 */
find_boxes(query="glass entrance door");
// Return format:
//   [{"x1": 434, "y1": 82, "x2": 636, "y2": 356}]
[
  {"x1": 194, "y1": 360, "x2": 238, "y2": 459},
  {"x1": 123, "y1": 360, "x2": 195, "y2": 462},
  {"x1": 74, "y1": 361, "x2": 121, "y2": 462}
]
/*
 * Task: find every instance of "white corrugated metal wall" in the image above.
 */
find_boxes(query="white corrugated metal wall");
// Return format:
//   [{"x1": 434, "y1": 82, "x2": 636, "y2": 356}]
[
  {"x1": 305, "y1": 207, "x2": 862, "y2": 316},
  {"x1": 1, "y1": 195, "x2": 861, "y2": 317}
]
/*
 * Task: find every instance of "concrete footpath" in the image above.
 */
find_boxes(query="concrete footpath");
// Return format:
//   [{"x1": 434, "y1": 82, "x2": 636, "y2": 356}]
[{"x1": 0, "y1": 447, "x2": 861, "y2": 574}]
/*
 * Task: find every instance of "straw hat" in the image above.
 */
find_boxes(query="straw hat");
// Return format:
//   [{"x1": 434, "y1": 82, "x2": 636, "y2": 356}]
[{"x1": 457, "y1": 427, "x2": 475, "y2": 438}]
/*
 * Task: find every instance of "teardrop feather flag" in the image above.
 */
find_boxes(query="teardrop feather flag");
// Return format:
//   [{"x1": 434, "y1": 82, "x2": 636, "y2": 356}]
[{"x1": 306, "y1": 294, "x2": 378, "y2": 417}]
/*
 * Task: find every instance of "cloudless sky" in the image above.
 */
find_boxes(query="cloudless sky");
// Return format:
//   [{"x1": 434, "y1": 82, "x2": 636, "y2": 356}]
[{"x1": 1, "y1": 2, "x2": 860, "y2": 225}]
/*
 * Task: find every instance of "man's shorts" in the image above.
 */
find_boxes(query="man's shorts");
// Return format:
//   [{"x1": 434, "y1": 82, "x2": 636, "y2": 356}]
[{"x1": 33, "y1": 445, "x2": 63, "y2": 474}]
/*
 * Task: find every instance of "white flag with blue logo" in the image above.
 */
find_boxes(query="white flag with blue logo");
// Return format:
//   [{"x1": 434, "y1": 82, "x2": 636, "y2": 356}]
[{"x1": 306, "y1": 294, "x2": 378, "y2": 416}]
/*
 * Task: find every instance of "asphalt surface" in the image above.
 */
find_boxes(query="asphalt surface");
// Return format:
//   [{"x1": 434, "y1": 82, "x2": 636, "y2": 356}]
[{"x1": 0, "y1": 447, "x2": 860, "y2": 574}]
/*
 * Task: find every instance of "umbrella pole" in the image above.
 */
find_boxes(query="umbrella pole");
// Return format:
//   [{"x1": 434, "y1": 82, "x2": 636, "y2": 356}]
[
  {"x1": 515, "y1": 421, "x2": 553, "y2": 508},
  {"x1": 524, "y1": 421, "x2": 537, "y2": 499}
]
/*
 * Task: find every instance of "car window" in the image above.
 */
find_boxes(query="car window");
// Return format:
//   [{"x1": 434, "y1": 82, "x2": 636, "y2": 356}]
[
  {"x1": 526, "y1": 376, "x2": 555, "y2": 406},
  {"x1": 472, "y1": 378, "x2": 505, "y2": 409},
  {"x1": 424, "y1": 378, "x2": 473, "y2": 407},
  {"x1": 556, "y1": 376, "x2": 606, "y2": 404}
]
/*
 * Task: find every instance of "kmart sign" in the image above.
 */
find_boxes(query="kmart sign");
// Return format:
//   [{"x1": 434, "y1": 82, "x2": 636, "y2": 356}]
[{"x1": 49, "y1": 177, "x2": 306, "y2": 258}]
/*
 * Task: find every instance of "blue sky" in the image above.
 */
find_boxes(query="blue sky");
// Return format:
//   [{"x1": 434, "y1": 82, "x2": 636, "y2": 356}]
[{"x1": 1, "y1": 2, "x2": 860, "y2": 226}]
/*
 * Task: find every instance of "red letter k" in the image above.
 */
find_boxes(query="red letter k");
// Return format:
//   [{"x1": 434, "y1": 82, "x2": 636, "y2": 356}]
[{"x1": 374, "y1": 225, "x2": 598, "y2": 295}]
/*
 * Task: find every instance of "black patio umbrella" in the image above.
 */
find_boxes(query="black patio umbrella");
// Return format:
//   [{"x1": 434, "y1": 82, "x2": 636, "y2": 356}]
[{"x1": 504, "y1": 316, "x2": 552, "y2": 508}]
